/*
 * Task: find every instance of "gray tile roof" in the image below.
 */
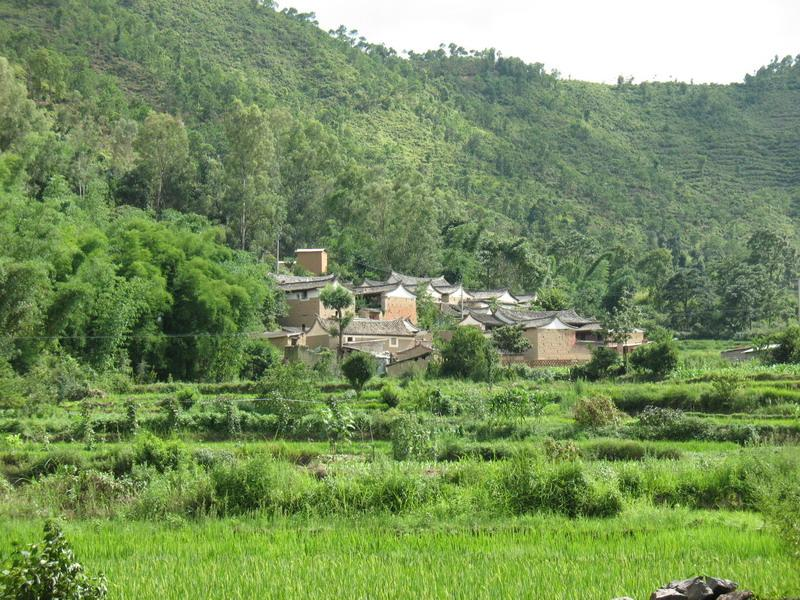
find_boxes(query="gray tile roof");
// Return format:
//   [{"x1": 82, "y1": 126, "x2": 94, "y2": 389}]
[
  {"x1": 273, "y1": 274, "x2": 337, "y2": 292},
  {"x1": 321, "y1": 317, "x2": 419, "y2": 336},
  {"x1": 387, "y1": 271, "x2": 451, "y2": 288}
]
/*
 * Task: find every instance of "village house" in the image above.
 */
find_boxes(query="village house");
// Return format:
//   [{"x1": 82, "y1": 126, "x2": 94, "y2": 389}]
[
  {"x1": 303, "y1": 316, "x2": 423, "y2": 355},
  {"x1": 274, "y1": 273, "x2": 355, "y2": 330},
  {"x1": 350, "y1": 281, "x2": 418, "y2": 323},
  {"x1": 268, "y1": 247, "x2": 642, "y2": 368}
]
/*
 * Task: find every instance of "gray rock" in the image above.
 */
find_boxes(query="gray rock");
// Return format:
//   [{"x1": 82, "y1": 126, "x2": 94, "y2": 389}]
[
  {"x1": 685, "y1": 580, "x2": 714, "y2": 600},
  {"x1": 717, "y1": 592, "x2": 753, "y2": 600},
  {"x1": 667, "y1": 578, "x2": 703, "y2": 593},
  {"x1": 651, "y1": 590, "x2": 688, "y2": 600},
  {"x1": 705, "y1": 578, "x2": 738, "y2": 595}
]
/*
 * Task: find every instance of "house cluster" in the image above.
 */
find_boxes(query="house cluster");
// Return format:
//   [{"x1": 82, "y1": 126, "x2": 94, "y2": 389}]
[{"x1": 263, "y1": 248, "x2": 645, "y2": 374}]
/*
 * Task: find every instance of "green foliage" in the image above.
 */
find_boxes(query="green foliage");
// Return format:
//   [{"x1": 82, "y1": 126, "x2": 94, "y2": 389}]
[
  {"x1": 440, "y1": 327, "x2": 499, "y2": 382},
  {"x1": 341, "y1": 352, "x2": 376, "y2": 392},
  {"x1": 573, "y1": 396, "x2": 622, "y2": 429},
  {"x1": 498, "y1": 455, "x2": 622, "y2": 518},
  {"x1": 491, "y1": 325, "x2": 531, "y2": 354},
  {"x1": 176, "y1": 386, "x2": 201, "y2": 411},
  {"x1": 629, "y1": 340, "x2": 679, "y2": 379},
  {"x1": 133, "y1": 433, "x2": 186, "y2": 472},
  {"x1": 572, "y1": 347, "x2": 623, "y2": 381},
  {"x1": 771, "y1": 325, "x2": 800, "y2": 364},
  {"x1": 489, "y1": 387, "x2": 545, "y2": 418},
  {"x1": 0, "y1": 521, "x2": 107, "y2": 599},
  {"x1": 390, "y1": 414, "x2": 436, "y2": 461},
  {"x1": 380, "y1": 382, "x2": 402, "y2": 408}
]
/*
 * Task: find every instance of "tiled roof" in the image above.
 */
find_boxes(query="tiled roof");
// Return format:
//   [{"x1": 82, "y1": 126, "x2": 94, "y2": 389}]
[
  {"x1": 273, "y1": 274, "x2": 336, "y2": 292},
  {"x1": 321, "y1": 317, "x2": 419, "y2": 336},
  {"x1": 467, "y1": 289, "x2": 514, "y2": 301},
  {"x1": 387, "y1": 271, "x2": 451, "y2": 287},
  {"x1": 494, "y1": 308, "x2": 599, "y2": 328},
  {"x1": 350, "y1": 282, "x2": 401, "y2": 295}
]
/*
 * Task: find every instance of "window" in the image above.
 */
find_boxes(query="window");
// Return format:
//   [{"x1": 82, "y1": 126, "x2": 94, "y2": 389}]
[
  {"x1": 389, "y1": 337, "x2": 399, "y2": 347},
  {"x1": 346, "y1": 336, "x2": 354, "y2": 343},
  {"x1": 299, "y1": 290, "x2": 308, "y2": 300}
]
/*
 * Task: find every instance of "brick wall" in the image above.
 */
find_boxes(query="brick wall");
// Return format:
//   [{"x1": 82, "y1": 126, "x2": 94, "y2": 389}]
[{"x1": 382, "y1": 297, "x2": 417, "y2": 323}]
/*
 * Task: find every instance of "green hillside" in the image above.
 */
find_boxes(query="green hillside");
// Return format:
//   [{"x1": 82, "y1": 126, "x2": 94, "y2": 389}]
[{"x1": 1, "y1": 0, "x2": 800, "y2": 383}]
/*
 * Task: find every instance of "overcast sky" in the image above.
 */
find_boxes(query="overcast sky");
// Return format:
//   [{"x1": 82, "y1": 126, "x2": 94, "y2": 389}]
[{"x1": 280, "y1": 0, "x2": 800, "y2": 84}]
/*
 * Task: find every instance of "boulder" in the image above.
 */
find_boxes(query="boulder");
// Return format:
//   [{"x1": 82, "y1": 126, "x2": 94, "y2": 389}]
[
  {"x1": 651, "y1": 590, "x2": 688, "y2": 600},
  {"x1": 717, "y1": 592, "x2": 753, "y2": 600},
  {"x1": 685, "y1": 580, "x2": 714, "y2": 600},
  {"x1": 705, "y1": 578, "x2": 738, "y2": 596}
]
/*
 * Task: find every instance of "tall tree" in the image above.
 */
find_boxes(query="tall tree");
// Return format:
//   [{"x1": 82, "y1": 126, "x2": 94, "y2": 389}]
[
  {"x1": 222, "y1": 100, "x2": 282, "y2": 253},
  {"x1": 134, "y1": 112, "x2": 191, "y2": 215}
]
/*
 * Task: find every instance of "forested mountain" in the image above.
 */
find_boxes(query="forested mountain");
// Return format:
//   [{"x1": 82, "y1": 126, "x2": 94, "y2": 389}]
[{"x1": 1, "y1": 0, "x2": 800, "y2": 384}]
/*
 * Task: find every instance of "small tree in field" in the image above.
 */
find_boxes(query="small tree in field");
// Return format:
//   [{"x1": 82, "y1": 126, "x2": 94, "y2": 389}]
[
  {"x1": 492, "y1": 325, "x2": 531, "y2": 354},
  {"x1": 0, "y1": 521, "x2": 107, "y2": 599},
  {"x1": 320, "y1": 284, "x2": 354, "y2": 360},
  {"x1": 440, "y1": 326, "x2": 499, "y2": 382},
  {"x1": 341, "y1": 351, "x2": 376, "y2": 393}
]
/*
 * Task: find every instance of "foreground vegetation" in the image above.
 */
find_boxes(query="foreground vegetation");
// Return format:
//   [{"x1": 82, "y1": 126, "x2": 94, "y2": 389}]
[{"x1": 1, "y1": 342, "x2": 799, "y2": 598}]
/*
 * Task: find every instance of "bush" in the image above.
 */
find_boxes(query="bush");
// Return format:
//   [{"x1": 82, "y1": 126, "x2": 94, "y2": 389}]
[
  {"x1": 632, "y1": 406, "x2": 711, "y2": 441},
  {"x1": 571, "y1": 346, "x2": 623, "y2": 381},
  {"x1": 256, "y1": 362, "x2": 318, "y2": 424},
  {"x1": 498, "y1": 456, "x2": 622, "y2": 518},
  {"x1": 573, "y1": 396, "x2": 622, "y2": 429},
  {"x1": 440, "y1": 326, "x2": 499, "y2": 382},
  {"x1": 380, "y1": 382, "x2": 402, "y2": 408},
  {"x1": 0, "y1": 521, "x2": 107, "y2": 599},
  {"x1": 390, "y1": 414, "x2": 436, "y2": 461},
  {"x1": 629, "y1": 340, "x2": 678, "y2": 379},
  {"x1": 770, "y1": 325, "x2": 800, "y2": 364},
  {"x1": 240, "y1": 340, "x2": 281, "y2": 380},
  {"x1": 583, "y1": 440, "x2": 682, "y2": 461},
  {"x1": 766, "y1": 481, "x2": 800, "y2": 556},
  {"x1": 489, "y1": 387, "x2": 546, "y2": 418},
  {"x1": 491, "y1": 325, "x2": 531, "y2": 353},
  {"x1": 133, "y1": 433, "x2": 186, "y2": 472},
  {"x1": 176, "y1": 386, "x2": 201, "y2": 411},
  {"x1": 341, "y1": 352, "x2": 376, "y2": 393},
  {"x1": 542, "y1": 437, "x2": 580, "y2": 461},
  {"x1": 211, "y1": 458, "x2": 313, "y2": 515}
]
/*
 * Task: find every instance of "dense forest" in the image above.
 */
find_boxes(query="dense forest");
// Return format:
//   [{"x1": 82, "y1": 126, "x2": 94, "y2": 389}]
[{"x1": 1, "y1": 0, "x2": 800, "y2": 385}]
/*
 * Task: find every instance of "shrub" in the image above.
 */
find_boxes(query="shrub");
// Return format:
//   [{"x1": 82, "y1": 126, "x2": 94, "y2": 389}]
[
  {"x1": 571, "y1": 346, "x2": 623, "y2": 381},
  {"x1": 542, "y1": 437, "x2": 580, "y2": 462},
  {"x1": 129, "y1": 465, "x2": 215, "y2": 519},
  {"x1": 390, "y1": 415, "x2": 436, "y2": 461},
  {"x1": 240, "y1": 339, "x2": 281, "y2": 380},
  {"x1": 629, "y1": 340, "x2": 679, "y2": 379},
  {"x1": 700, "y1": 374, "x2": 743, "y2": 411},
  {"x1": 341, "y1": 352, "x2": 376, "y2": 393},
  {"x1": 573, "y1": 396, "x2": 621, "y2": 429},
  {"x1": 176, "y1": 386, "x2": 201, "y2": 411},
  {"x1": 440, "y1": 326, "x2": 499, "y2": 382},
  {"x1": 0, "y1": 521, "x2": 107, "y2": 599},
  {"x1": 256, "y1": 362, "x2": 318, "y2": 425},
  {"x1": 489, "y1": 387, "x2": 546, "y2": 418},
  {"x1": 133, "y1": 433, "x2": 186, "y2": 472},
  {"x1": 380, "y1": 382, "x2": 402, "y2": 408},
  {"x1": 632, "y1": 406, "x2": 711, "y2": 441},
  {"x1": 211, "y1": 458, "x2": 313, "y2": 515},
  {"x1": 160, "y1": 397, "x2": 181, "y2": 433},
  {"x1": 499, "y1": 456, "x2": 622, "y2": 518},
  {"x1": 765, "y1": 480, "x2": 800, "y2": 556},
  {"x1": 770, "y1": 325, "x2": 800, "y2": 364}
]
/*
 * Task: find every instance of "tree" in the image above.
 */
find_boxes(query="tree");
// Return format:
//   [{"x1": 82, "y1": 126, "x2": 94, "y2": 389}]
[
  {"x1": 628, "y1": 339, "x2": 678, "y2": 380},
  {"x1": 415, "y1": 286, "x2": 440, "y2": 330},
  {"x1": 492, "y1": 325, "x2": 531, "y2": 354},
  {"x1": 440, "y1": 326, "x2": 499, "y2": 382},
  {"x1": 222, "y1": 100, "x2": 282, "y2": 252},
  {"x1": 532, "y1": 287, "x2": 570, "y2": 311},
  {"x1": 320, "y1": 284, "x2": 354, "y2": 359},
  {"x1": 341, "y1": 351, "x2": 376, "y2": 393},
  {"x1": 134, "y1": 112, "x2": 191, "y2": 215}
]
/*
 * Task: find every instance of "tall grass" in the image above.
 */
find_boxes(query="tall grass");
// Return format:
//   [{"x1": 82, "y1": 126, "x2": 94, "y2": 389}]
[{"x1": 1, "y1": 510, "x2": 797, "y2": 600}]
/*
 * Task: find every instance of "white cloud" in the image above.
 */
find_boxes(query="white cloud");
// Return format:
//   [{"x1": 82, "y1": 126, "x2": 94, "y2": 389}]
[{"x1": 280, "y1": 0, "x2": 800, "y2": 83}]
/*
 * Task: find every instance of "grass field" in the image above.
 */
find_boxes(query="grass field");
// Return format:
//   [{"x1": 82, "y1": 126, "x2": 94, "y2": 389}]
[
  {"x1": 1, "y1": 341, "x2": 799, "y2": 598},
  {"x1": 1, "y1": 509, "x2": 797, "y2": 600}
]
